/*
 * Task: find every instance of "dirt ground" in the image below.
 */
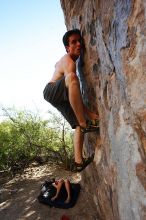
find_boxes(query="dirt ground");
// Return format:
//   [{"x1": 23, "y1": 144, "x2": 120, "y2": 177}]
[{"x1": 0, "y1": 163, "x2": 98, "y2": 220}]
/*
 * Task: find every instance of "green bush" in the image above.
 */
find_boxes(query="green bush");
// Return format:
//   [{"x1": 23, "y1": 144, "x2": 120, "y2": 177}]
[{"x1": 0, "y1": 107, "x2": 74, "y2": 174}]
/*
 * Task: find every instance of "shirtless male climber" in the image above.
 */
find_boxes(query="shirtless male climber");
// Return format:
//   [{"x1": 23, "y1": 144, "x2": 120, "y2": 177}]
[{"x1": 43, "y1": 29, "x2": 99, "y2": 172}]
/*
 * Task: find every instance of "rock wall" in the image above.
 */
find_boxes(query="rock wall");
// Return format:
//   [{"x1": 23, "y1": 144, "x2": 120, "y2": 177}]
[{"x1": 60, "y1": 1, "x2": 146, "y2": 219}]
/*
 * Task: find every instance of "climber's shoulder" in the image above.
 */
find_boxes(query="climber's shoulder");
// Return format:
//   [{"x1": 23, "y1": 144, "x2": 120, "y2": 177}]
[{"x1": 61, "y1": 54, "x2": 75, "y2": 64}]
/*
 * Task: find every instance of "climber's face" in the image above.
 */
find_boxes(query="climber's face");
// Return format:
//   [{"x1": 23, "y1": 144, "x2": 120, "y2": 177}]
[{"x1": 66, "y1": 34, "x2": 82, "y2": 58}]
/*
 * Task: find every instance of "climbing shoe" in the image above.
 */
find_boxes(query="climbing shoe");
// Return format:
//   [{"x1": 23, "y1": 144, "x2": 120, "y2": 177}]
[
  {"x1": 86, "y1": 119, "x2": 99, "y2": 127},
  {"x1": 71, "y1": 155, "x2": 94, "y2": 173},
  {"x1": 80, "y1": 119, "x2": 99, "y2": 134}
]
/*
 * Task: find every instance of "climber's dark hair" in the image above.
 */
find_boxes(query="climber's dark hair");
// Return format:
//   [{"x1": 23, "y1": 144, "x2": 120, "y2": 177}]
[{"x1": 62, "y1": 29, "x2": 81, "y2": 47}]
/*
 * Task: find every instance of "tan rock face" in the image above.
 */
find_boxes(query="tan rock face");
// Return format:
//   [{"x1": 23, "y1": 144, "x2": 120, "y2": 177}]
[{"x1": 60, "y1": 0, "x2": 146, "y2": 219}]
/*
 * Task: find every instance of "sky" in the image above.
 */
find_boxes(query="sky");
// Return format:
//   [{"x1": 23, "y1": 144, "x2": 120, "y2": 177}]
[{"x1": 0, "y1": 0, "x2": 66, "y2": 118}]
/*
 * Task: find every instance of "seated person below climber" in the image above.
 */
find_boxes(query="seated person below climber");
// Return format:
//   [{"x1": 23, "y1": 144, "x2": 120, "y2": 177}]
[
  {"x1": 51, "y1": 179, "x2": 71, "y2": 204},
  {"x1": 38, "y1": 178, "x2": 81, "y2": 209},
  {"x1": 43, "y1": 29, "x2": 99, "y2": 172}
]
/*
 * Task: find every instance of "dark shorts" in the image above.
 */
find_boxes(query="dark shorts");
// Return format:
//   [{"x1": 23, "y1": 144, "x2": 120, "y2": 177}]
[{"x1": 43, "y1": 77, "x2": 79, "y2": 129}]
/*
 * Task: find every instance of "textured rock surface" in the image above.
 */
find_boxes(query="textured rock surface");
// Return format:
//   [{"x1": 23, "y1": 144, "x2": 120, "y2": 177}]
[{"x1": 60, "y1": 0, "x2": 146, "y2": 219}]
